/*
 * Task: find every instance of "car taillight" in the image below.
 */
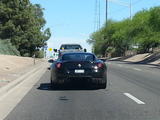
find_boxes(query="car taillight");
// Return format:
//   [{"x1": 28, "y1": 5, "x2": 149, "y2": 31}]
[
  {"x1": 97, "y1": 63, "x2": 103, "y2": 68},
  {"x1": 56, "y1": 63, "x2": 62, "y2": 69}
]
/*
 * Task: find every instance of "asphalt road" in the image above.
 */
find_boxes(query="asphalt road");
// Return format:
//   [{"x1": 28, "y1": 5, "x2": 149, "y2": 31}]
[{"x1": 4, "y1": 61, "x2": 160, "y2": 120}]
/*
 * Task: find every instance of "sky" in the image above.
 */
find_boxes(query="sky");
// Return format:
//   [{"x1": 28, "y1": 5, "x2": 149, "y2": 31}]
[{"x1": 30, "y1": 0, "x2": 160, "y2": 53}]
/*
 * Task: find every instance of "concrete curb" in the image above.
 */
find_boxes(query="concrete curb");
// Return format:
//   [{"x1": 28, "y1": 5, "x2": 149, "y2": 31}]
[
  {"x1": 0, "y1": 63, "x2": 47, "y2": 120},
  {"x1": 0, "y1": 63, "x2": 43, "y2": 98}
]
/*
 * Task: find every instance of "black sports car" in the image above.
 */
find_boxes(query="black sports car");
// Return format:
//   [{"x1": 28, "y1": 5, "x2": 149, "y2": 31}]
[{"x1": 48, "y1": 52, "x2": 107, "y2": 89}]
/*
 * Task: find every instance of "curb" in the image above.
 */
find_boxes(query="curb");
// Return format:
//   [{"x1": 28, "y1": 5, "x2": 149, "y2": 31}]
[{"x1": 0, "y1": 63, "x2": 44, "y2": 98}]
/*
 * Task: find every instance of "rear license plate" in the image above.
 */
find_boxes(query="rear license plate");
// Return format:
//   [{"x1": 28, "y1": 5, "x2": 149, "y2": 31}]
[{"x1": 75, "y1": 69, "x2": 85, "y2": 73}]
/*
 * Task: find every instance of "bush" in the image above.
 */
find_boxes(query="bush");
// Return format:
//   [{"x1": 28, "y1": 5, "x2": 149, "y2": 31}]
[
  {"x1": 35, "y1": 50, "x2": 44, "y2": 58},
  {"x1": 22, "y1": 53, "x2": 30, "y2": 57},
  {"x1": 0, "y1": 39, "x2": 20, "y2": 56}
]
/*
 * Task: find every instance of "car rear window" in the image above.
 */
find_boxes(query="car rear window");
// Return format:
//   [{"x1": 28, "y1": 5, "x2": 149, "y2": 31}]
[
  {"x1": 60, "y1": 45, "x2": 82, "y2": 50},
  {"x1": 62, "y1": 54, "x2": 95, "y2": 61}
]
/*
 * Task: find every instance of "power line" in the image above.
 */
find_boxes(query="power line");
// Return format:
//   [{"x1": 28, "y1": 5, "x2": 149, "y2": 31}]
[
  {"x1": 108, "y1": 0, "x2": 142, "y2": 14},
  {"x1": 132, "y1": 0, "x2": 144, "y2": 6},
  {"x1": 106, "y1": 0, "x2": 160, "y2": 23},
  {"x1": 107, "y1": 0, "x2": 132, "y2": 19},
  {"x1": 108, "y1": 0, "x2": 148, "y2": 18}
]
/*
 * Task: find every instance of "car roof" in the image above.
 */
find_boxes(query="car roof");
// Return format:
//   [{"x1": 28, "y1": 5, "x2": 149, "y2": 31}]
[
  {"x1": 60, "y1": 44, "x2": 82, "y2": 46},
  {"x1": 61, "y1": 52, "x2": 95, "y2": 56},
  {"x1": 60, "y1": 44, "x2": 81, "y2": 45}
]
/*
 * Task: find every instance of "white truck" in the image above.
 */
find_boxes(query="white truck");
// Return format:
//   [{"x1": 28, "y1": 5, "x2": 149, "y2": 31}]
[{"x1": 58, "y1": 44, "x2": 87, "y2": 57}]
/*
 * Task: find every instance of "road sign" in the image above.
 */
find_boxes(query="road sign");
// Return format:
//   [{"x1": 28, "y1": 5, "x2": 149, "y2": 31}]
[
  {"x1": 43, "y1": 46, "x2": 48, "y2": 50},
  {"x1": 44, "y1": 45, "x2": 48, "y2": 50},
  {"x1": 49, "y1": 48, "x2": 52, "y2": 51}
]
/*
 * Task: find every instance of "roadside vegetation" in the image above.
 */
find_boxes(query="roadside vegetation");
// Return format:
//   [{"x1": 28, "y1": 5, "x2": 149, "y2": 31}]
[
  {"x1": 0, "y1": 39, "x2": 20, "y2": 55},
  {"x1": 0, "y1": 0, "x2": 51, "y2": 57},
  {"x1": 88, "y1": 6, "x2": 160, "y2": 57}
]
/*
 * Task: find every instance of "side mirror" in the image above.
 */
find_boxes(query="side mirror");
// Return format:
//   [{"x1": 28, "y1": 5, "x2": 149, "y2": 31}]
[
  {"x1": 84, "y1": 48, "x2": 87, "y2": 52},
  {"x1": 48, "y1": 59, "x2": 54, "y2": 63}
]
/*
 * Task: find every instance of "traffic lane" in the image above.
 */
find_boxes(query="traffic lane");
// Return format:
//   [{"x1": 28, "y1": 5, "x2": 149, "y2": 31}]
[
  {"x1": 108, "y1": 63, "x2": 160, "y2": 119},
  {"x1": 108, "y1": 61, "x2": 160, "y2": 75},
  {"x1": 4, "y1": 70, "x2": 159, "y2": 120},
  {"x1": 108, "y1": 61, "x2": 160, "y2": 96}
]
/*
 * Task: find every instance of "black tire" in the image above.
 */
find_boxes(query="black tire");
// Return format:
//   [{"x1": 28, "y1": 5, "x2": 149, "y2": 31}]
[
  {"x1": 50, "y1": 76, "x2": 58, "y2": 88},
  {"x1": 98, "y1": 74, "x2": 107, "y2": 89},
  {"x1": 50, "y1": 77, "x2": 54, "y2": 89},
  {"x1": 50, "y1": 76, "x2": 53, "y2": 85},
  {"x1": 100, "y1": 83, "x2": 106, "y2": 89},
  {"x1": 50, "y1": 79, "x2": 53, "y2": 85}
]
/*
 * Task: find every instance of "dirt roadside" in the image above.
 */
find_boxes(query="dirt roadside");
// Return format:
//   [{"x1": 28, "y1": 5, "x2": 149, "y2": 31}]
[{"x1": 0, "y1": 55, "x2": 46, "y2": 88}]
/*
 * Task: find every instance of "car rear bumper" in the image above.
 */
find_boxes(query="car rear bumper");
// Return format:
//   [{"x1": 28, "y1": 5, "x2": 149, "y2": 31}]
[
  {"x1": 55, "y1": 71, "x2": 105, "y2": 80},
  {"x1": 51, "y1": 70, "x2": 107, "y2": 87}
]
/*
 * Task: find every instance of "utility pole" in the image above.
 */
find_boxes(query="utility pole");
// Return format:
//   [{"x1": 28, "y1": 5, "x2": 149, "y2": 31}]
[
  {"x1": 106, "y1": 0, "x2": 108, "y2": 26},
  {"x1": 94, "y1": 0, "x2": 101, "y2": 31},
  {"x1": 98, "y1": 0, "x2": 101, "y2": 29},
  {"x1": 129, "y1": 0, "x2": 132, "y2": 20}
]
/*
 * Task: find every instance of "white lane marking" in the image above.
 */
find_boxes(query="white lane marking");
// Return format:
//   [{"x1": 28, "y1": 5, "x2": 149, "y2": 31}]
[
  {"x1": 133, "y1": 68, "x2": 142, "y2": 71},
  {"x1": 124, "y1": 93, "x2": 145, "y2": 104}
]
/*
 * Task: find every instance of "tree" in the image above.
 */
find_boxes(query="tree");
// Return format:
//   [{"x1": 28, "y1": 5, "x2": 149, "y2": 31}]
[
  {"x1": 88, "y1": 6, "x2": 160, "y2": 56},
  {"x1": 0, "y1": 0, "x2": 51, "y2": 56}
]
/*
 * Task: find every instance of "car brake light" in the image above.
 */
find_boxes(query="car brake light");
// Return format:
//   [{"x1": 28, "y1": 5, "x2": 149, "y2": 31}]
[
  {"x1": 56, "y1": 63, "x2": 62, "y2": 69},
  {"x1": 97, "y1": 63, "x2": 103, "y2": 68}
]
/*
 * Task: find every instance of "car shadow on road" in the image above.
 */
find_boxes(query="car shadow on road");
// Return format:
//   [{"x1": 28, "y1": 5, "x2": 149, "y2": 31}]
[{"x1": 37, "y1": 83, "x2": 100, "y2": 91}]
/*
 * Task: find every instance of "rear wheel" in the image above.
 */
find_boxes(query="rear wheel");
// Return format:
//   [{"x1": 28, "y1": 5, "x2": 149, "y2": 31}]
[
  {"x1": 96, "y1": 74, "x2": 107, "y2": 89},
  {"x1": 50, "y1": 76, "x2": 58, "y2": 88},
  {"x1": 50, "y1": 77, "x2": 53, "y2": 84},
  {"x1": 100, "y1": 74, "x2": 107, "y2": 89},
  {"x1": 99, "y1": 82, "x2": 106, "y2": 89},
  {"x1": 50, "y1": 77, "x2": 54, "y2": 89}
]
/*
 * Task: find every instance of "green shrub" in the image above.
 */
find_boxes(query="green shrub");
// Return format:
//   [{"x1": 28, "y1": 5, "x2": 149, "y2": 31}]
[
  {"x1": 22, "y1": 53, "x2": 30, "y2": 57},
  {"x1": 35, "y1": 50, "x2": 44, "y2": 58},
  {"x1": 0, "y1": 39, "x2": 20, "y2": 56}
]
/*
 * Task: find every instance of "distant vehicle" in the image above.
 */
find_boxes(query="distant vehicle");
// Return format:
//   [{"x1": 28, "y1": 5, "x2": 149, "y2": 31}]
[
  {"x1": 58, "y1": 44, "x2": 87, "y2": 57},
  {"x1": 48, "y1": 52, "x2": 107, "y2": 89}
]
